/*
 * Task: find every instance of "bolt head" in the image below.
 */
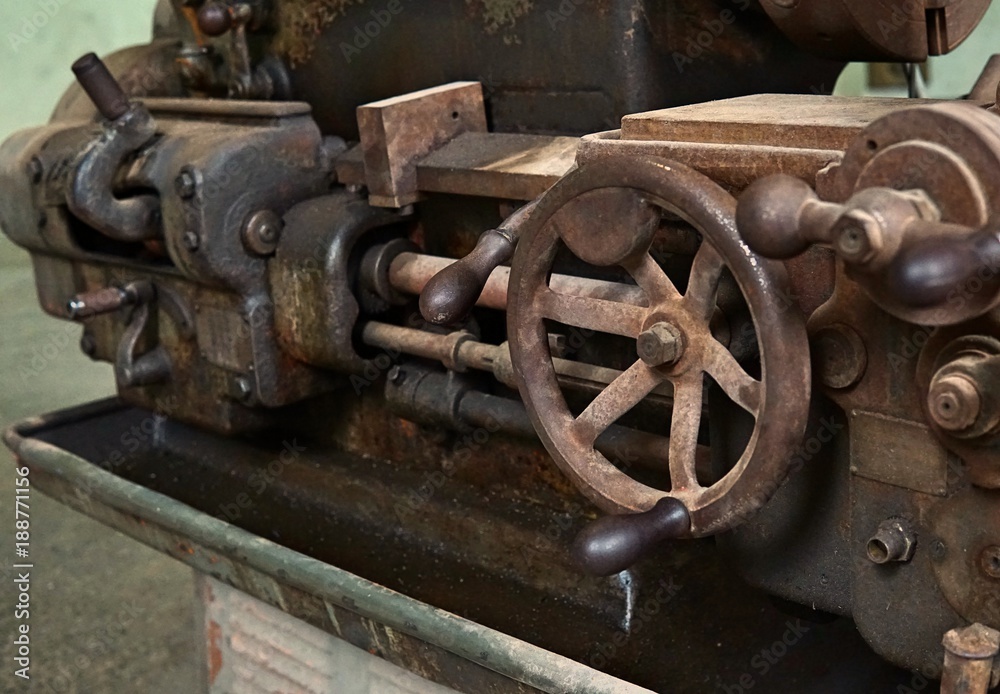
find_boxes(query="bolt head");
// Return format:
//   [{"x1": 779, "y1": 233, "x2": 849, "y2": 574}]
[
  {"x1": 242, "y1": 210, "x2": 283, "y2": 256},
  {"x1": 637, "y1": 322, "x2": 684, "y2": 367},
  {"x1": 866, "y1": 518, "x2": 916, "y2": 564},
  {"x1": 928, "y1": 373, "x2": 981, "y2": 433},
  {"x1": 175, "y1": 169, "x2": 197, "y2": 199},
  {"x1": 832, "y1": 210, "x2": 883, "y2": 264}
]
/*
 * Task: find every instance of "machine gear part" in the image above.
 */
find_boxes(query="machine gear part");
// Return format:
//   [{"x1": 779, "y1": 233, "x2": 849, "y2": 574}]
[{"x1": 507, "y1": 156, "x2": 811, "y2": 536}]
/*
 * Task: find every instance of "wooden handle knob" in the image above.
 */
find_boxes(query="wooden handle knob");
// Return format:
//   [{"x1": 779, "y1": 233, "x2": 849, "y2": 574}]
[
  {"x1": 572, "y1": 497, "x2": 691, "y2": 576},
  {"x1": 419, "y1": 229, "x2": 515, "y2": 326}
]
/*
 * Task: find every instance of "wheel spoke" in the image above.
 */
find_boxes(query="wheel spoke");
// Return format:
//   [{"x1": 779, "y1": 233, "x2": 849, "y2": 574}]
[
  {"x1": 683, "y1": 241, "x2": 725, "y2": 321},
  {"x1": 573, "y1": 360, "x2": 664, "y2": 445},
  {"x1": 703, "y1": 339, "x2": 761, "y2": 415},
  {"x1": 668, "y1": 375, "x2": 704, "y2": 492},
  {"x1": 622, "y1": 252, "x2": 681, "y2": 306},
  {"x1": 538, "y1": 289, "x2": 647, "y2": 338}
]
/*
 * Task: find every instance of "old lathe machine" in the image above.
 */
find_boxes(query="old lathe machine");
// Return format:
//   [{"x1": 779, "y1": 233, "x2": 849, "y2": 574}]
[{"x1": 4, "y1": 0, "x2": 1000, "y2": 691}]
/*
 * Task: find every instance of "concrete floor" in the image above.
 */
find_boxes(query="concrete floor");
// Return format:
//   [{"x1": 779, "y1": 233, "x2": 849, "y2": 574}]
[{"x1": 0, "y1": 233, "x2": 200, "y2": 693}]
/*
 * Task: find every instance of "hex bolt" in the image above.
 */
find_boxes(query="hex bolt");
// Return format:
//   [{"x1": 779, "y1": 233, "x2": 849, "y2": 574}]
[
  {"x1": 981, "y1": 546, "x2": 1000, "y2": 579},
  {"x1": 867, "y1": 518, "x2": 916, "y2": 564},
  {"x1": 833, "y1": 210, "x2": 883, "y2": 265},
  {"x1": 637, "y1": 322, "x2": 684, "y2": 367},
  {"x1": 175, "y1": 169, "x2": 197, "y2": 199},
  {"x1": 928, "y1": 372, "x2": 982, "y2": 434}
]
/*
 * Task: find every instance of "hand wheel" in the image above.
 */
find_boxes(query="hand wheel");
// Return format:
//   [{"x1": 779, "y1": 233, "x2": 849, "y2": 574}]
[{"x1": 507, "y1": 155, "x2": 811, "y2": 546}]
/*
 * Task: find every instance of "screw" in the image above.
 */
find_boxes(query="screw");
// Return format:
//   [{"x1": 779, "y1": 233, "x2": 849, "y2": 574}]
[
  {"x1": 175, "y1": 169, "x2": 197, "y2": 199},
  {"x1": 981, "y1": 546, "x2": 1000, "y2": 579},
  {"x1": 637, "y1": 322, "x2": 684, "y2": 367},
  {"x1": 27, "y1": 157, "x2": 43, "y2": 184},
  {"x1": 182, "y1": 231, "x2": 200, "y2": 252},
  {"x1": 80, "y1": 333, "x2": 97, "y2": 357},
  {"x1": 242, "y1": 210, "x2": 283, "y2": 256},
  {"x1": 928, "y1": 373, "x2": 982, "y2": 434}
]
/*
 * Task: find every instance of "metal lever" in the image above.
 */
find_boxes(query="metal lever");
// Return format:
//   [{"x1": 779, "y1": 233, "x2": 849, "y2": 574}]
[
  {"x1": 67, "y1": 283, "x2": 154, "y2": 320},
  {"x1": 572, "y1": 498, "x2": 691, "y2": 576},
  {"x1": 66, "y1": 53, "x2": 161, "y2": 243},
  {"x1": 736, "y1": 174, "x2": 1000, "y2": 324},
  {"x1": 419, "y1": 200, "x2": 537, "y2": 326}
]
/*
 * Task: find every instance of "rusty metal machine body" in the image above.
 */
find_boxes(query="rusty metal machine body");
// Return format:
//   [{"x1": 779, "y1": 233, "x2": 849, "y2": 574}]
[{"x1": 4, "y1": 0, "x2": 1000, "y2": 691}]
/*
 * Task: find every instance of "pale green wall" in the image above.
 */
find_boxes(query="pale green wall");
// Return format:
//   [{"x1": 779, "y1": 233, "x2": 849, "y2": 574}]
[
  {"x1": 836, "y1": 1, "x2": 1000, "y2": 98},
  {"x1": 0, "y1": 0, "x2": 160, "y2": 142}
]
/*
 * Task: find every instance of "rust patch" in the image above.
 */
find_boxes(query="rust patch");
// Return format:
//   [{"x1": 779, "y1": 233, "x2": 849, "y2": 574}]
[
  {"x1": 206, "y1": 619, "x2": 224, "y2": 684},
  {"x1": 273, "y1": 0, "x2": 365, "y2": 67}
]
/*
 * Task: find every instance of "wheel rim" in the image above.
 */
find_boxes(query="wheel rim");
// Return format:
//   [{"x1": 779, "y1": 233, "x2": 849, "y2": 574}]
[{"x1": 507, "y1": 156, "x2": 811, "y2": 536}]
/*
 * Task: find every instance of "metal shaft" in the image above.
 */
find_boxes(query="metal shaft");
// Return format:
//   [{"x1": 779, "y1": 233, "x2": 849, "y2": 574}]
[
  {"x1": 388, "y1": 252, "x2": 646, "y2": 313},
  {"x1": 72, "y1": 53, "x2": 130, "y2": 121}
]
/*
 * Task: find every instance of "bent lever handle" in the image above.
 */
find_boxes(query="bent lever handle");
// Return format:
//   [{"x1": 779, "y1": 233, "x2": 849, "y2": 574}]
[
  {"x1": 419, "y1": 200, "x2": 537, "y2": 326},
  {"x1": 573, "y1": 497, "x2": 691, "y2": 576}
]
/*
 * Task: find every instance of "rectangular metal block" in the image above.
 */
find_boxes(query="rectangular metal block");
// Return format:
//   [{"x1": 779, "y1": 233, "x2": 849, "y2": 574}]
[
  {"x1": 850, "y1": 410, "x2": 952, "y2": 496},
  {"x1": 357, "y1": 82, "x2": 488, "y2": 208},
  {"x1": 621, "y1": 94, "x2": 944, "y2": 150}
]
